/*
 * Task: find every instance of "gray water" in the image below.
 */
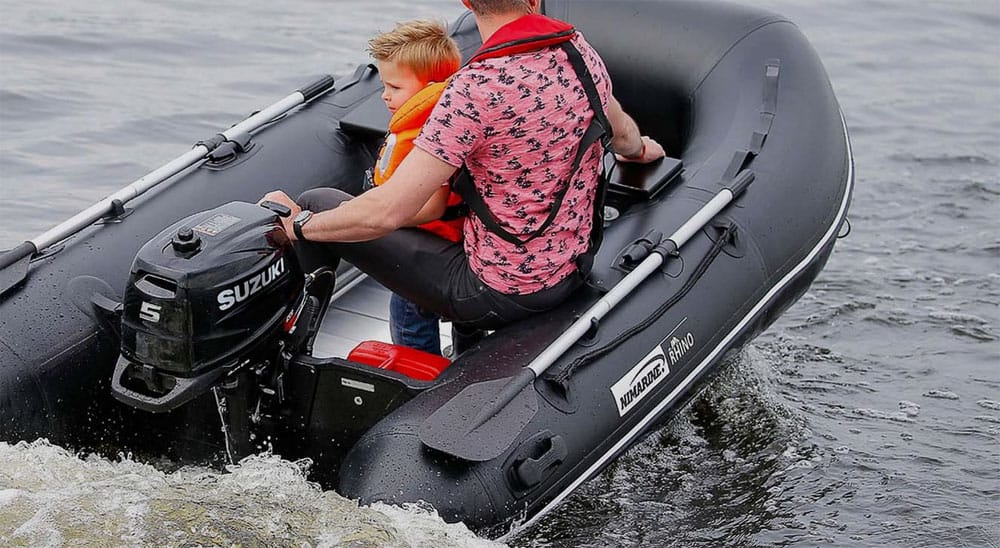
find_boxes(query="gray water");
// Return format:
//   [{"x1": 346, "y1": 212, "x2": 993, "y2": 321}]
[{"x1": 1, "y1": 1, "x2": 998, "y2": 546}]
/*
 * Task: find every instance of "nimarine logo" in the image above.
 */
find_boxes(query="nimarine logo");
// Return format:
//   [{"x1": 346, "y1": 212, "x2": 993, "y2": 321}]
[
  {"x1": 610, "y1": 345, "x2": 671, "y2": 417},
  {"x1": 217, "y1": 257, "x2": 286, "y2": 311}
]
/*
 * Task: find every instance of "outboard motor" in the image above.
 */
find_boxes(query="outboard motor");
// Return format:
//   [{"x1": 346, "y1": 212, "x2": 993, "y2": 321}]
[
  {"x1": 111, "y1": 200, "x2": 447, "y2": 474},
  {"x1": 109, "y1": 200, "x2": 342, "y2": 462},
  {"x1": 112, "y1": 201, "x2": 306, "y2": 413}
]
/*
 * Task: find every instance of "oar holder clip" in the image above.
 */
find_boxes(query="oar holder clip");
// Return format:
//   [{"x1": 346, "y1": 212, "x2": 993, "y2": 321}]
[
  {"x1": 618, "y1": 229, "x2": 663, "y2": 270},
  {"x1": 205, "y1": 132, "x2": 255, "y2": 167},
  {"x1": 97, "y1": 198, "x2": 134, "y2": 224}
]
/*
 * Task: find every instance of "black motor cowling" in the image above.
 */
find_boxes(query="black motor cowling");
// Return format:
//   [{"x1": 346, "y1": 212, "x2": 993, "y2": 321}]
[{"x1": 112, "y1": 201, "x2": 305, "y2": 412}]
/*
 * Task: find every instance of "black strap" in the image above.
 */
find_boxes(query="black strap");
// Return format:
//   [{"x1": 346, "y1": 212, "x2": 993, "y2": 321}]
[
  {"x1": 451, "y1": 41, "x2": 613, "y2": 252},
  {"x1": 439, "y1": 203, "x2": 469, "y2": 221},
  {"x1": 562, "y1": 41, "x2": 613, "y2": 274},
  {"x1": 750, "y1": 59, "x2": 780, "y2": 154},
  {"x1": 562, "y1": 41, "x2": 612, "y2": 145},
  {"x1": 452, "y1": 122, "x2": 604, "y2": 247}
]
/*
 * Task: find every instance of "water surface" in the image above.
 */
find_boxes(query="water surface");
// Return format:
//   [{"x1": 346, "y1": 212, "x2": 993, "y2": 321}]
[{"x1": 1, "y1": 1, "x2": 998, "y2": 546}]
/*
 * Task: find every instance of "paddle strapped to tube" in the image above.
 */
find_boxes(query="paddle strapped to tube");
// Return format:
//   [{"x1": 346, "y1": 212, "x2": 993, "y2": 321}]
[
  {"x1": 0, "y1": 75, "x2": 335, "y2": 297},
  {"x1": 419, "y1": 169, "x2": 755, "y2": 462}
]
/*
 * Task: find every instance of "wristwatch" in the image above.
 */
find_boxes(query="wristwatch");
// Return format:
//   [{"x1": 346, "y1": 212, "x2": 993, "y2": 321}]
[{"x1": 292, "y1": 210, "x2": 314, "y2": 241}]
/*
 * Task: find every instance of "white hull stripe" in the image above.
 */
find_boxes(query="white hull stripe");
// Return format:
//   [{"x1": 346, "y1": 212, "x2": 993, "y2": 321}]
[{"x1": 504, "y1": 112, "x2": 856, "y2": 540}]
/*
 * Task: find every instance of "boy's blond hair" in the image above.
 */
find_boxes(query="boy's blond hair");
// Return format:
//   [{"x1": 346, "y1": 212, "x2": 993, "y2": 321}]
[{"x1": 368, "y1": 19, "x2": 461, "y2": 84}]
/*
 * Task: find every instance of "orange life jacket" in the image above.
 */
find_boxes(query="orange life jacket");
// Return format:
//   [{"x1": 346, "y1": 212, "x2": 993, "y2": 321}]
[{"x1": 373, "y1": 81, "x2": 464, "y2": 243}]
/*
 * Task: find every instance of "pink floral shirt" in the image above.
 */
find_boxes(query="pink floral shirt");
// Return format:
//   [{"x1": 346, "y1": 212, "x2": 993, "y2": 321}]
[{"x1": 414, "y1": 34, "x2": 612, "y2": 295}]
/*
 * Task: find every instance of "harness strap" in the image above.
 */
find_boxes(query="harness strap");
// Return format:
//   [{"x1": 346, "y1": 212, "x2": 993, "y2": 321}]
[
  {"x1": 453, "y1": 122, "x2": 604, "y2": 247},
  {"x1": 452, "y1": 40, "x2": 613, "y2": 256},
  {"x1": 562, "y1": 40, "x2": 614, "y2": 274},
  {"x1": 562, "y1": 40, "x2": 612, "y2": 143}
]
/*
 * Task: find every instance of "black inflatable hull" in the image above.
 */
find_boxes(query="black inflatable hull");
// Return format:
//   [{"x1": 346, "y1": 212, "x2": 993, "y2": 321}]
[
  {"x1": 341, "y1": 0, "x2": 853, "y2": 535},
  {"x1": 0, "y1": 0, "x2": 853, "y2": 536}
]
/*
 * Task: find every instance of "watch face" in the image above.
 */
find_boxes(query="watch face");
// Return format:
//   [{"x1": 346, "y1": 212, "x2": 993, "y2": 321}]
[{"x1": 294, "y1": 210, "x2": 312, "y2": 224}]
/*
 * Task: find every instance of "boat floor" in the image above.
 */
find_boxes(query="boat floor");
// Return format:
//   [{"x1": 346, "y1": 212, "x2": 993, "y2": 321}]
[{"x1": 311, "y1": 271, "x2": 452, "y2": 358}]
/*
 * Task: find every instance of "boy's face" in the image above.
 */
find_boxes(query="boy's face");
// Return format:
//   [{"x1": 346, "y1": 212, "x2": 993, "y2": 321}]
[{"x1": 377, "y1": 60, "x2": 425, "y2": 114}]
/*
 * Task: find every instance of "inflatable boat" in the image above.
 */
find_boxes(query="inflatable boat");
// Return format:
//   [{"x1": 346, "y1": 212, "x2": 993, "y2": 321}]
[{"x1": 0, "y1": 0, "x2": 853, "y2": 537}]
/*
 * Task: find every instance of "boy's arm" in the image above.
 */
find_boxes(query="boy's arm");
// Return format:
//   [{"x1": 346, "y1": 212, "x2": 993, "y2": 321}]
[{"x1": 407, "y1": 185, "x2": 451, "y2": 225}]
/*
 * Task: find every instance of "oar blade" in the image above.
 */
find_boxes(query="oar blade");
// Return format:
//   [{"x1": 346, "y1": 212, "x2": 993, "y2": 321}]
[
  {"x1": 0, "y1": 243, "x2": 34, "y2": 297},
  {"x1": 419, "y1": 377, "x2": 538, "y2": 462}
]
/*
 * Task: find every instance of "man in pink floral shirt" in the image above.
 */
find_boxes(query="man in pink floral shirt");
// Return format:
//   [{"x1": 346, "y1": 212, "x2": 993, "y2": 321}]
[
  {"x1": 414, "y1": 21, "x2": 612, "y2": 295},
  {"x1": 262, "y1": 0, "x2": 664, "y2": 350}
]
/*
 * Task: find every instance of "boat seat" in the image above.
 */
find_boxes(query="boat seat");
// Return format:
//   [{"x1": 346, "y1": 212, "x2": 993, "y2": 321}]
[
  {"x1": 347, "y1": 340, "x2": 451, "y2": 382},
  {"x1": 604, "y1": 155, "x2": 683, "y2": 207},
  {"x1": 339, "y1": 91, "x2": 391, "y2": 137}
]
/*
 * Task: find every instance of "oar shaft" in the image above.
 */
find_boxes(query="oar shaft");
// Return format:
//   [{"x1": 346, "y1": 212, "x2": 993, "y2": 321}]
[
  {"x1": 32, "y1": 147, "x2": 209, "y2": 251},
  {"x1": 220, "y1": 93, "x2": 304, "y2": 143},
  {"x1": 527, "y1": 247, "x2": 665, "y2": 377},
  {"x1": 526, "y1": 183, "x2": 744, "y2": 377},
  {"x1": 671, "y1": 189, "x2": 733, "y2": 248},
  {"x1": 27, "y1": 76, "x2": 334, "y2": 253}
]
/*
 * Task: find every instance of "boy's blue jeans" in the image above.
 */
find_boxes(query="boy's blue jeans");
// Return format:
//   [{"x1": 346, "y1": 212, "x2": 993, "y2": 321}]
[{"x1": 389, "y1": 293, "x2": 441, "y2": 356}]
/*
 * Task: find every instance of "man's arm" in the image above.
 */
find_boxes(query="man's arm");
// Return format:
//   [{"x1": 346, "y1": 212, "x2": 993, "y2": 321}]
[
  {"x1": 606, "y1": 95, "x2": 666, "y2": 163},
  {"x1": 261, "y1": 147, "x2": 458, "y2": 242}
]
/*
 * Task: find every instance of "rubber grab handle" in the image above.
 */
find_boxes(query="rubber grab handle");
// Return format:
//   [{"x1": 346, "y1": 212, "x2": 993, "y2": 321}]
[
  {"x1": 298, "y1": 75, "x2": 336, "y2": 102},
  {"x1": 515, "y1": 434, "x2": 568, "y2": 488}
]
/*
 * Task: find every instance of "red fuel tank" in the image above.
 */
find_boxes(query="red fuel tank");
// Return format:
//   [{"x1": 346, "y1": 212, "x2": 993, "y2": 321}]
[{"x1": 347, "y1": 340, "x2": 451, "y2": 381}]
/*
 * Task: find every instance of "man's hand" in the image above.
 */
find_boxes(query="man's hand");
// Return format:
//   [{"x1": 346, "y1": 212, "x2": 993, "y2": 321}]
[
  {"x1": 615, "y1": 135, "x2": 667, "y2": 164},
  {"x1": 606, "y1": 96, "x2": 667, "y2": 165},
  {"x1": 259, "y1": 190, "x2": 302, "y2": 240}
]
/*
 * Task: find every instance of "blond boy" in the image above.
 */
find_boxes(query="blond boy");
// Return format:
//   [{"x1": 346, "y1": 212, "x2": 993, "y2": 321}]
[{"x1": 367, "y1": 20, "x2": 463, "y2": 355}]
